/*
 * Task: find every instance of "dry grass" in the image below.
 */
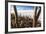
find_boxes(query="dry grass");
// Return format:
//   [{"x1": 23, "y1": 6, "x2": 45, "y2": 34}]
[{"x1": 11, "y1": 13, "x2": 41, "y2": 28}]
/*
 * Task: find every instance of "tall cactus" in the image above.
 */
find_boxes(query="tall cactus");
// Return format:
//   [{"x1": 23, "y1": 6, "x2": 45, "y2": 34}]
[
  {"x1": 33, "y1": 7, "x2": 38, "y2": 27},
  {"x1": 14, "y1": 6, "x2": 19, "y2": 27},
  {"x1": 33, "y1": 7, "x2": 41, "y2": 27}
]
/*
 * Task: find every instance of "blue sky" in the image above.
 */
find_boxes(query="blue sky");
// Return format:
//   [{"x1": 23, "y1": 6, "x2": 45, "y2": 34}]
[{"x1": 16, "y1": 5, "x2": 34, "y2": 10}]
